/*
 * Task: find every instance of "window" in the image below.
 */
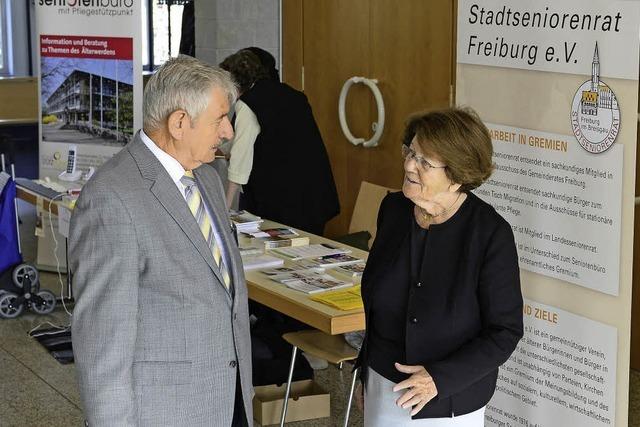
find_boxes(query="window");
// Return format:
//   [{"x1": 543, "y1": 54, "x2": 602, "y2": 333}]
[
  {"x1": 0, "y1": 0, "x2": 34, "y2": 76},
  {"x1": 0, "y1": 0, "x2": 8, "y2": 74},
  {"x1": 141, "y1": 0, "x2": 187, "y2": 70},
  {"x1": 0, "y1": 0, "x2": 188, "y2": 75}
]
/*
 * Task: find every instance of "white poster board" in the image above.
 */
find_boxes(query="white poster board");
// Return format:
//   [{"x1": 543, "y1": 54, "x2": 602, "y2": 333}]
[
  {"x1": 456, "y1": 1, "x2": 638, "y2": 426},
  {"x1": 488, "y1": 299, "x2": 617, "y2": 427},
  {"x1": 35, "y1": 1, "x2": 142, "y2": 269},
  {"x1": 457, "y1": 1, "x2": 639, "y2": 80},
  {"x1": 478, "y1": 123, "x2": 623, "y2": 295}
]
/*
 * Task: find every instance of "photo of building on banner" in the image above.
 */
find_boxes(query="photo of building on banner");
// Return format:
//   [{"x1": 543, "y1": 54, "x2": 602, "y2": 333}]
[{"x1": 40, "y1": 35, "x2": 134, "y2": 148}]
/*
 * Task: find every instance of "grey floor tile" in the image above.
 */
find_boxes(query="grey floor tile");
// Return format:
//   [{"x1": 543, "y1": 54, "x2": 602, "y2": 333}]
[
  {"x1": 0, "y1": 348, "x2": 84, "y2": 427},
  {"x1": 0, "y1": 310, "x2": 79, "y2": 408}
]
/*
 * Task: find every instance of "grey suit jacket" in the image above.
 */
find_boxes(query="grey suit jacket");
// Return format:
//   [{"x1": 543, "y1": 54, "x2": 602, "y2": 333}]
[{"x1": 70, "y1": 133, "x2": 252, "y2": 426}]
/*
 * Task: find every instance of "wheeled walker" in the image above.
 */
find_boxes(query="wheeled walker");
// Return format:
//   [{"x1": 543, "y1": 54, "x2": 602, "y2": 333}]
[{"x1": 0, "y1": 159, "x2": 56, "y2": 319}]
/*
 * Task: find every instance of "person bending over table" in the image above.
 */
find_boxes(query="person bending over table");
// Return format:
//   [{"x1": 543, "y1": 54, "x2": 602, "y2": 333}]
[
  {"x1": 220, "y1": 49, "x2": 339, "y2": 236},
  {"x1": 354, "y1": 107, "x2": 523, "y2": 426}
]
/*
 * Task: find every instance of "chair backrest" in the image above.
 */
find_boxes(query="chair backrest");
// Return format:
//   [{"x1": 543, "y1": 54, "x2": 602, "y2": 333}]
[{"x1": 349, "y1": 181, "x2": 398, "y2": 247}]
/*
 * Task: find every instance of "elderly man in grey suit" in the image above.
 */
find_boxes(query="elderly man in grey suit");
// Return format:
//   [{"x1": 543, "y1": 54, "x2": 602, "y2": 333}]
[{"x1": 70, "y1": 55, "x2": 252, "y2": 427}]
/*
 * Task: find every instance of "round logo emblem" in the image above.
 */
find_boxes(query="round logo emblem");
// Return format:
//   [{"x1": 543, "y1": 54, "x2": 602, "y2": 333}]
[
  {"x1": 570, "y1": 43, "x2": 620, "y2": 154},
  {"x1": 570, "y1": 81, "x2": 620, "y2": 154}
]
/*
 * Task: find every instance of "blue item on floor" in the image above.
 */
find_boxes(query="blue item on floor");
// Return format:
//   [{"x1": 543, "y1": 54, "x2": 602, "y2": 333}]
[
  {"x1": 0, "y1": 171, "x2": 57, "y2": 318},
  {"x1": 0, "y1": 172, "x2": 22, "y2": 272}
]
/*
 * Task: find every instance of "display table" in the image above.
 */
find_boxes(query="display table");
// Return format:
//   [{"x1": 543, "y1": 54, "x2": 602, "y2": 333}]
[
  {"x1": 15, "y1": 181, "x2": 367, "y2": 334},
  {"x1": 243, "y1": 221, "x2": 366, "y2": 335}
]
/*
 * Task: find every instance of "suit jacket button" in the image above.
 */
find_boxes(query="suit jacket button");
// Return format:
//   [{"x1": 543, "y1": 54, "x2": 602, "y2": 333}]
[
  {"x1": 416, "y1": 282, "x2": 422, "y2": 288},
  {"x1": 229, "y1": 360, "x2": 237, "y2": 368},
  {"x1": 410, "y1": 317, "x2": 418, "y2": 324}
]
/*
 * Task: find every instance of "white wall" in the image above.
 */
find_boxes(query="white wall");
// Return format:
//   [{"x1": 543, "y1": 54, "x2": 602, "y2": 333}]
[{"x1": 194, "y1": 0, "x2": 279, "y2": 69}]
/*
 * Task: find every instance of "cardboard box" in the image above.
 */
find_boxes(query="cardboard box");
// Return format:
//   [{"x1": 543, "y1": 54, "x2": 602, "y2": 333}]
[{"x1": 253, "y1": 379, "x2": 330, "y2": 425}]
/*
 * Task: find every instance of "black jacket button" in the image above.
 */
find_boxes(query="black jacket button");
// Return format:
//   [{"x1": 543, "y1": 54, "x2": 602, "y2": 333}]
[
  {"x1": 410, "y1": 317, "x2": 418, "y2": 324},
  {"x1": 416, "y1": 282, "x2": 422, "y2": 288},
  {"x1": 229, "y1": 360, "x2": 237, "y2": 368}
]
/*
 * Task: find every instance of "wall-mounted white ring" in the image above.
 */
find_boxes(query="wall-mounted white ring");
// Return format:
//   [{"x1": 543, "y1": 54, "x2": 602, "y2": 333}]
[{"x1": 338, "y1": 76, "x2": 385, "y2": 148}]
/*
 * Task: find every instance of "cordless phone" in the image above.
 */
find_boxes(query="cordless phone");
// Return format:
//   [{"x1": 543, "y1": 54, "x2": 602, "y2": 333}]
[
  {"x1": 66, "y1": 146, "x2": 77, "y2": 174},
  {"x1": 58, "y1": 145, "x2": 82, "y2": 181}
]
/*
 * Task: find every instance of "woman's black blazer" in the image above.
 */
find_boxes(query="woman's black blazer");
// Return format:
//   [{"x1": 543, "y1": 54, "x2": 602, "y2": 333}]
[{"x1": 356, "y1": 191, "x2": 523, "y2": 418}]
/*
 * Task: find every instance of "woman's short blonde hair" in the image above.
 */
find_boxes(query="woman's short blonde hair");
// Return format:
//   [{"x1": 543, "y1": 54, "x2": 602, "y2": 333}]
[{"x1": 402, "y1": 107, "x2": 494, "y2": 192}]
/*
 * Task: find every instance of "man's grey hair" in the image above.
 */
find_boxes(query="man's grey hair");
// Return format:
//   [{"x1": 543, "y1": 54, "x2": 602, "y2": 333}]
[{"x1": 143, "y1": 55, "x2": 238, "y2": 131}]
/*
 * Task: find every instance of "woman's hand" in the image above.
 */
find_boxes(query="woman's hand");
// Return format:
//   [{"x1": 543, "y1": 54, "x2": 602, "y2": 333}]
[
  {"x1": 355, "y1": 381, "x2": 364, "y2": 412},
  {"x1": 392, "y1": 362, "x2": 438, "y2": 416}
]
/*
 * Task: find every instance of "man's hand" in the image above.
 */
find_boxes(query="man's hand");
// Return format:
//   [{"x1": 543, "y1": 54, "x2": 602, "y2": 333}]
[
  {"x1": 392, "y1": 362, "x2": 438, "y2": 416},
  {"x1": 355, "y1": 381, "x2": 364, "y2": 412}
]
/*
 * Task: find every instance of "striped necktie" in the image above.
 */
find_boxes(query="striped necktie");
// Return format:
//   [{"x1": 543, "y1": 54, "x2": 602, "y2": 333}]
[{"x1": 181, "y1": 171, "x2": 232, "y2": 290}]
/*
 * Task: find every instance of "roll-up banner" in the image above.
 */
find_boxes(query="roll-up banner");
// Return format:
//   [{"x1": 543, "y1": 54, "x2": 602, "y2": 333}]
[
  {"x1": 457, "y1": 1, "x2": 639, "y2": 426},
  {"x1": 35, "y1": 0, "x2": 142, "y2": 269}
]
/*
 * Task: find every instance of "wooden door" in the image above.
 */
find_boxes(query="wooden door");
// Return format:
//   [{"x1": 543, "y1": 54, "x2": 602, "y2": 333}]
[{"x1": 283, "y1": 0, "x2": 455, "y2": 238}]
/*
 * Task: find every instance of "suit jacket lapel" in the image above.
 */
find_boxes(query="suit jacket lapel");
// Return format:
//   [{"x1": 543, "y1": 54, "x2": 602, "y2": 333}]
[{"x1": 127, "y1": 135, "x2": 226, "y2": 289}]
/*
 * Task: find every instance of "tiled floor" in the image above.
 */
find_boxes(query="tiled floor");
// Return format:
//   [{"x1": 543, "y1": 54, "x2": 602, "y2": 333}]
[
  {"x1": 3, "y1": 201, "x2": 639, "y2": 426},
  {"x1": 0, "y1": 301, "x2": 84, "y2": 426},
  {"x1": 0, "y1": 200, "x2": 361, "y2": 426},
  {"x1": 0, "y1": 285, "x2": 361, "y2": 426}
]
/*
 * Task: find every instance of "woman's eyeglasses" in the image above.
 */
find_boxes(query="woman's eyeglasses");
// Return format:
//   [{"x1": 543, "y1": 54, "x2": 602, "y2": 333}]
[{"x1": 401, "y1": 145, "x2": 446, "y2": 172}]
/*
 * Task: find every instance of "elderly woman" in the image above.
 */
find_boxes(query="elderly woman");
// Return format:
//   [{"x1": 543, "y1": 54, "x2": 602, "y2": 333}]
[{"x1": 355, "y1": 107, "x2": 523, "y2": 426}]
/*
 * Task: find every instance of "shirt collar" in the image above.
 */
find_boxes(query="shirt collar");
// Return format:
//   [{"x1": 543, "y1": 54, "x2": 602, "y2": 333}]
[{"x1": 140, "y1": 129, "x2": 187, "y2": 186}]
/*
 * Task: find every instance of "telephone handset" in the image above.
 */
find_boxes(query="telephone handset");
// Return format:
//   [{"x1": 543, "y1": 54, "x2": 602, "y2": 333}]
[
  {"x1": 58, "y1": 145, "x2": 82, "y2": 181},
  {"x1": 66, "y1": 146, "x2": 77, "y2": 174}
]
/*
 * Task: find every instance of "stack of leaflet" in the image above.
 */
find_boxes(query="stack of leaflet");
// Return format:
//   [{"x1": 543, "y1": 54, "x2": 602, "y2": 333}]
[
  {"x1": 268, "y1": 270, "x2": 353, "y2": 294},
  {"x1": 260, "y1": 266, "x2": 318, "y2": 276},
  {"x1": 333, "y1": 262, "x2": 366, "y2": 279},
  {"x1": 238, "y1": 245, "x2": 285, "y2": 271},
  {"x1": 240, "y1": 253, "x2": 285, "y2": 271},
  {"x1": 229, "y1": 210, "x2": 263, "y2": 234},
  {"x1": 297, "y1": 253, "x2": 364, "y2": 269},
  {"x1": 243, "y1": 227, "x2": 310, "y2": 249},
  {"x1": 311, "y1": 285, "x2": 363, "y2": 311},
  {"x1": 246, "y1": 227, "x2": 298, "y2": 239},
  {"x1": 271, "y1": 243, "x2": 350, "y2": 261},
  {"x1": 238, "y1": 247, "x2": 263, "y2": 257}
]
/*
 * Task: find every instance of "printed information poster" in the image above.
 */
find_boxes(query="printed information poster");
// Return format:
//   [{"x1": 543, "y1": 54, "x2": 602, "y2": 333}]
[
  {"x1": 35, "y1": 1, "x2": 142, "y2": 268},
  {"x1": 457, "y1": 1, "x2": 639, "y2": 79},
  {"x1": 488, "y1": 299, "x2": 617, "y2": 427},
  {"x1": 456, "y1": 1, "x2": 639, "y2": 426},
  {"x1": 478, "y1": 123, "x2": 622, "y2": 295},
  {"x1": 39, "y1": 35, "x2": 135, "y2": 176}
]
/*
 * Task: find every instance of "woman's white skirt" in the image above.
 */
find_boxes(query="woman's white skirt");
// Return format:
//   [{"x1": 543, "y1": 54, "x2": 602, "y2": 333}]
[{"x1": 364, "y1": 368, "x2": 486, "y2": 427}]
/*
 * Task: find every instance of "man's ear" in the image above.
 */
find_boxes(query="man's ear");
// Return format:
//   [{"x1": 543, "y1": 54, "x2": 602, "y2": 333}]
[{"x1": 167, "y1": 110, "x2": 188, "y2": 140}]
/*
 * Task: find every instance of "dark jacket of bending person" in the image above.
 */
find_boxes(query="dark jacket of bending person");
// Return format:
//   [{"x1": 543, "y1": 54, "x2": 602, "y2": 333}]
[
  {"x1": 221, "y1": 49, "x2": 339, "y2": 235},
  {"x1": 355, "y1": 107, "x2": 523, "y2": 426}
]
